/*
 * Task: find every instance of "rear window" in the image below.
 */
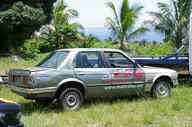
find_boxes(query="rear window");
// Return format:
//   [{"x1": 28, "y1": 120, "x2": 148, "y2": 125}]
[{"x1": 38, "y1": 51, "x2": 69, "y2": 68}]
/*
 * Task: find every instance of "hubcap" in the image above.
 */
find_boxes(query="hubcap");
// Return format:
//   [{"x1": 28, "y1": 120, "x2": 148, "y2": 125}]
[
  {"x1": 66, "y1": 94, "x2": 77, "y2": 107},
  {"x1": 157, "y1": 83, "x2": 169, "y2": 97}
]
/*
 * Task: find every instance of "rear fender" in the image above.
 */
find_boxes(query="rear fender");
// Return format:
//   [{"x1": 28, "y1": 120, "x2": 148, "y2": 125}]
[
  {"x1": 57, "y1": 78, "x2": 86, "y2": 88},
  {"x1": 56, "y1": 78, "x2": 87, "y2": 97}
]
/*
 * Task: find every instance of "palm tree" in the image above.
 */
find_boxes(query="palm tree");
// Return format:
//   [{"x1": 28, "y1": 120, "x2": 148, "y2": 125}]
[
  {"x1": 105, "y1": 0, "x2": 148, "y2": 50},
  {"x1": 51, "y1": 0, "x2": 83, "y2": 49},
  {"x1": 53, "y1": 0, "x2": 78, "y2": 26},
  {"x1": 150, "y1": 0, "x2": 192, "y2": 48}
]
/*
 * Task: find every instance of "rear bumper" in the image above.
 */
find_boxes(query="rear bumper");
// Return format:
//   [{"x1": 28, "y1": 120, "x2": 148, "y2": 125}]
[{"x1": 8, "y1": 85, "x2": 56, "y2": 99}]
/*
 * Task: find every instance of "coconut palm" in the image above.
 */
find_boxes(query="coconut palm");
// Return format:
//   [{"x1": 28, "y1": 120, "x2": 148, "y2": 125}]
[
  {"x1": 40, "y1": 0, "x2": 83, "y2": 50},
  {"x1": 105, "y1": 0, "x2": 148, "y2": 50},
  {"x1": 150, "y1": 0, "x2": 192, "y2": 48},
  {"x1": 53, "y1": 0, "x2": 78, "y2": 26}
]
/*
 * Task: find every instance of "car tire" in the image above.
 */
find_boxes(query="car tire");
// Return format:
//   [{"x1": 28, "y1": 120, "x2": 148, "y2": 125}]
[
  {"x1": 59, "y1": 88, "x2": 84, "y2": 111},
  {"x1": 152, "y1": 80, "x2": 171, "y2": 98}
]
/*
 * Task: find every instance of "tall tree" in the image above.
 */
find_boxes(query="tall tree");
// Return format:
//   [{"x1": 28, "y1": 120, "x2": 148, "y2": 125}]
[
  {"x1": 105, "y1": 0, "x2": 148, "y2": 50},
  {"x1": 150, "y1": 0, "x2": 192, "y2": 48}
]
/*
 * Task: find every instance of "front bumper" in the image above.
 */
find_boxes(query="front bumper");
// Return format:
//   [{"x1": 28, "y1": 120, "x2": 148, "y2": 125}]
[
  {"x1": 8, "y1": 85, "x2": 56, "y2": 99},
  {"x1": 172, "y1": 79, "x2": 178, "y2": 87}
]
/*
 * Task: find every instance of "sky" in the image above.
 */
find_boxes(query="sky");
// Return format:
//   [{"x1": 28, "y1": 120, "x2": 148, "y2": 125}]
[{"x1": 65, "y1": 0, "x2": 169, "y2": 28}]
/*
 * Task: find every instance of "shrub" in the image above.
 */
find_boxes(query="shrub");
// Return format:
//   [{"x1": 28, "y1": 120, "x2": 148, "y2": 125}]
[{"x1": 18, "y1": 39, "x2": 40, "y2": 59}]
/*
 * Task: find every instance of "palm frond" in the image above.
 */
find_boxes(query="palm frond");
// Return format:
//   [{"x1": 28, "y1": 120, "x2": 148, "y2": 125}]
[
  {"x1": 120, "y1": 0, "x2": 129, "y2": 24},
  {"x1": 106, "y1": 2, "x2": 121, "y2": 29},
  {"x1": 131, "y1": 4, "x2": 143, "y2": 14},
  {"x1": 105, "y1": 17, "x2": 121, "y2": 39},
  {"x1": 127, "y1": 27, "x2": 149, "y2": 40}
]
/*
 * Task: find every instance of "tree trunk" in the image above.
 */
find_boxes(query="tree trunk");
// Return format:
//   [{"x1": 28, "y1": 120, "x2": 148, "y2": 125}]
[
  {"x1": 175, "y1": 30, "x2": 183, "y2": 49},
  {"x1": 120, "y1": 36, "x2": 126, "y2": 51}
]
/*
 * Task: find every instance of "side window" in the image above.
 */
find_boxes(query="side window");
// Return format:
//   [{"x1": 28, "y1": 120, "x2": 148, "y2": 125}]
[
  {"x1": 75, "y1": 51, "x2": 104, "y2": 68},
  {"x1": 104, "y1": 52, "x2": 135, "y2": 68}
]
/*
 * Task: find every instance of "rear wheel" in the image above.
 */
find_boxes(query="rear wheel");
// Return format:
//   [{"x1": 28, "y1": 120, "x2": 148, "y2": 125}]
[
  {"x1": 152, "y1": 80, "x2": 171, "y2": 98},
  {"x1": 59, "y1": 88, "x2": 84, "y2": 111}
]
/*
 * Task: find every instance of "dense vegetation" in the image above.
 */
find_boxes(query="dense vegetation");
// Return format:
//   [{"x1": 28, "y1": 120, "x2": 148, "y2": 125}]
[{"x1": 0, "y1": 0, "x2": 56, "y2": 53}]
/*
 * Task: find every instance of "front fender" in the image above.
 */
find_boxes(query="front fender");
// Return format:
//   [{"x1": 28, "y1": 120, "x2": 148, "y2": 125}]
[{"x1": 153, "y1": 74, "x2": 172, "y2": 84}]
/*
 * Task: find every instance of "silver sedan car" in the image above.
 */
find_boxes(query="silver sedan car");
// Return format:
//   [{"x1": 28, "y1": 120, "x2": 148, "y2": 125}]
[{"x1": 8, "y1": 48, "x2": 178, "y2": 110}]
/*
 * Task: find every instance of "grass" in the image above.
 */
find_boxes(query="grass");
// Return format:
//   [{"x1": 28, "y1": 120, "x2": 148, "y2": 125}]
[
  {"x1": 0, "y1": 54, "x2": 47, "y2": 75},
  {"x1": 0, "y1": 85, "x2": 192, "y2": 127}
]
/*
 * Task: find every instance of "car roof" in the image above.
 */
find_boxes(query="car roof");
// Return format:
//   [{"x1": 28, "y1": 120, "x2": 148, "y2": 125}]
[{"x1": 56, "y1": 48, "x2": 122, "y2": 52}]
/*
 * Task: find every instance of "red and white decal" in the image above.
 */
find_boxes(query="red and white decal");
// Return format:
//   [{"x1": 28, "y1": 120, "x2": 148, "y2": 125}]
[
  {"x1": 112, "y1": 69, "x2": 133, "y2": 78},
  {"x1": 134, "y1": 69, "x2": 144, "y2": 80}
]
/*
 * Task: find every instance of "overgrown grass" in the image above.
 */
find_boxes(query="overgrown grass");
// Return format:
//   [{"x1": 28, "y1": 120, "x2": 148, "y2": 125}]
[
  {"x1": 0, "y1": 54, "x2": 47, "y2": 75},
  {"x1": 0, "y1": 85, "x2": 192, "y2": 127}
]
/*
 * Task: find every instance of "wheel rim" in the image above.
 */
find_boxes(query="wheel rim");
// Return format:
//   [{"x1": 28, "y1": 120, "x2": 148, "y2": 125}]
[
  {"x1": 156, "y1": 82, "x2": 169, "y2": 97},
  {"x1": 66, "y1": 94, "x2": 77, "y2": 107}
]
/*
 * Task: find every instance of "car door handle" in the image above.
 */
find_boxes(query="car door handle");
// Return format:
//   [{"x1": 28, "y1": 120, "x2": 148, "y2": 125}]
[{"x1": 78, "y1": 72, "x2": 86, "y2": 75}]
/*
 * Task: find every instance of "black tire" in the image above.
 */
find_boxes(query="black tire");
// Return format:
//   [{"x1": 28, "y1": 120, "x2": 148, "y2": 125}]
[
  {"x1": 59, "y1": 88, "x2": 84, "y2": 111},
  {"x1": 152, "y1": 80, "x2": 171, "y2": 98}
]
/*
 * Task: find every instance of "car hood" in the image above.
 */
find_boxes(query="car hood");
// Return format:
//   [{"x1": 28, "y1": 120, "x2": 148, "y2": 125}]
[{"x1": 141, "y1": 66, "x2": 177, "y2": 74}]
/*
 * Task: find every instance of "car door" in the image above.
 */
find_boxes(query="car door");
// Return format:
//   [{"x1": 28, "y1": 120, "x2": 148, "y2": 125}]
[
  {"x1": 74, "y1": 51, "x2": 111, "y2": 98},
  {"x1": 103, "y1": 51, "x2": 145, "y2": 96}
]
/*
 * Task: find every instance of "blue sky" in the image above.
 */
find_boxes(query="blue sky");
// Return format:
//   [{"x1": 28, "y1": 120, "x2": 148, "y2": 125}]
[{"x1": 65, "y1": 0, "x2": 169, "y2": 28}]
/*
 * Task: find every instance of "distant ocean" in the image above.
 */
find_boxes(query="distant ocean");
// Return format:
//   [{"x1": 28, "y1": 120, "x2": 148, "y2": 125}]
[{"x1": 84, "y1": 27, "x2": 164, "y2": 42}]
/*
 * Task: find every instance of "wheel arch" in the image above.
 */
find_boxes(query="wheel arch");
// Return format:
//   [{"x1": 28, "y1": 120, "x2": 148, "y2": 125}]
[
  {"x1": 152, "y1": 75, "x2": 173, "y2": 90},
  {"x1": 55, "y1": 78, "x2": 87, "y2": 99}
]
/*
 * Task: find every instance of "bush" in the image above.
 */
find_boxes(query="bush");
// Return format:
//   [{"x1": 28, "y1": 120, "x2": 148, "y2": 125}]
[
  {"x1": 127, "y1": 41, "x2": 174, "y2": 56},
  {"x1": 92, "y1": 41, "x2": 118, "y2": 48},
  {"x1": 18, "y1": 39, "x2": 40, "y2": 59}
]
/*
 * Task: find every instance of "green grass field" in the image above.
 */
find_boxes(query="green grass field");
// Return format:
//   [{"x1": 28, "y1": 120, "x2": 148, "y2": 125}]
[
  {"x1": 0, "y1": 85, "x2": 192, "y2": 127},
  {"x1": 0, "y1": 53, "x2": 192, "y2": 127}
]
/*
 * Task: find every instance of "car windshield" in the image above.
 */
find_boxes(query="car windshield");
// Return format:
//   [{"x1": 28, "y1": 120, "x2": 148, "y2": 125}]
[{"x1": 38, "y1": 51, "x2": 69, "y2": 68}]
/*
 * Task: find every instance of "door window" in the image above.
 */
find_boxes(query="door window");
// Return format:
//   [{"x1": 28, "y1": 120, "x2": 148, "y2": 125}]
[
  {"x1": 75, "y1": 51, "x2": 104, "y2": 68},
  {"x1": 104, "y1": 52, "x2": 135, "y2": 68}
]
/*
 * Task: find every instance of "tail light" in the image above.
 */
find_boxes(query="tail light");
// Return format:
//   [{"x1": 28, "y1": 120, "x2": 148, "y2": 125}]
[{"x1": 23, "y1": 76, "x2": 33, "y2": 88}]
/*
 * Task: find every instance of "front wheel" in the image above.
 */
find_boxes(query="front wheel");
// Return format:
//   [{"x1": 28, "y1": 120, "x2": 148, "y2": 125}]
[
  {"x1": 152, "y1": 80, "x2": 171, "y2": 98},
  {"x1": 59, "y1": 88, "x2": 84, "y2": 111}
]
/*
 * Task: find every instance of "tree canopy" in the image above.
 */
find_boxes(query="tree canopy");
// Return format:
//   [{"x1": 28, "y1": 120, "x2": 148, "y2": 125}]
[
  {"x1": 0, "y1": 0, "x2": 56, "y2": 53},
  {"x1": 150, "y1": 0, "x2": 192, "y2": 48}
]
